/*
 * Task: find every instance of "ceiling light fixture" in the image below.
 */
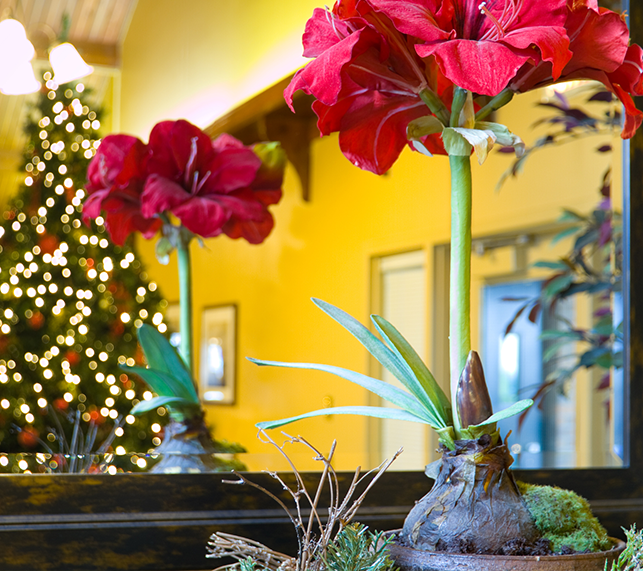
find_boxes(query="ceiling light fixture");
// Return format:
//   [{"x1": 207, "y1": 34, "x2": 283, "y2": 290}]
[{"x1": 0, "y1": 17, "x2": 93, "y2": 96}]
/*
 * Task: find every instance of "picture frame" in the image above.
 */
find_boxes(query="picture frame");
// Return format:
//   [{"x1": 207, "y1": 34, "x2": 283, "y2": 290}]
[{"x1": 199, "y1": 304, "x2": 237, "y2": 404}]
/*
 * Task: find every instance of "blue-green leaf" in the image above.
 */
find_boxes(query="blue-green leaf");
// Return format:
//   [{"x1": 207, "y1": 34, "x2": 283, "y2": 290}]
[
  {"x1": 122, "y1": 366, "x2": 199, "y2": 404},
  {"x1": 312, "y1": 299, "x2": 413, "y2": 378},
  {"x1": 257, "y1": 405, "x2": 429, "y2": 430},
  {"x1": 247, "y1": 357, "x2": 444, "y2": 427},
  {"x1": 470, "y1": 399, "x2": 533, "y2": 427},
  {"x1": 311, "y1": 299, "x2": 438, "y2": 419},
  {"x1": 136, "y1": 324, "x2": 198, "y2": 401},
  {"x1": 371, "y1": 315, "x2": 451, "y2": 425}
]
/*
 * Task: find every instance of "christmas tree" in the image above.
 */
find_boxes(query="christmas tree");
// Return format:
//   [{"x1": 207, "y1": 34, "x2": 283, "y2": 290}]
[{"x1": 0, "y1": 71, "x2": 169, "y2": 470}]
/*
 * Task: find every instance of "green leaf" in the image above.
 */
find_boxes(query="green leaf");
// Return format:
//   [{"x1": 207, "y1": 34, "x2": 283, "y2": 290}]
[
  {"x1": 551, "y1": 226, "x2": 580, "y2": 245},
  {"x1": 540, "y1": 329, "x2": 584, "y2": 340},
  {"x1": 475, "y1": 121, "x2": 525, "y2": 156},
  {"x1": 542, "y1": 339, "x2": 574, "y2": 362},
  {"x1": 544, "y1": 274, "x2": 574, "y2": 298},
  {"x1": 155, "y1": 236, "x2": 174, "y2": 265},
  {"x1": 311, "y1": 299, "x2": 437, "y2": 416},
  {"x1": 470, "y1": 399, "x2": 533, "y2": 427},
  {"x1": 407, "y1": 115, "x2": 444, "y2": 140},
  {"x1": 371, "y1": 315, "x2": 451, "y2": 425},
  {"x1": 256, "y1": 405, "x2": 429, "y2": 430},
  {"x1": 247, "y1": 357, "x2": 441, "y2": 427},
  {"x1": 443, "y1": 127, "x2": 494, "y2": 162},
  {"x1": 122, "y1": 366, "x2": 199, "y2": 404},
  {"x1": 136, "y1": 324, "x2": 198, "y2": 401},
  {"x1": 131, "y1": 396, "x2": 200, "y2": 416}
]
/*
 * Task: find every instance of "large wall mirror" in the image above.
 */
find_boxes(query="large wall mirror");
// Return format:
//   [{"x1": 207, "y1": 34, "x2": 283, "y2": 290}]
[
  {"x1": 0, "y1": 1, "x2": 641, "y2": 570},
  {"x1": 0, "y1": 0, "x2": 635, "y2": 477}
]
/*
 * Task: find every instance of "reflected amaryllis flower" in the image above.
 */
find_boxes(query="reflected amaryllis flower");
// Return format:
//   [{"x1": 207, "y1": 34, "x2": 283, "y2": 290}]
[
  {"x1": 85, "y1": 120, "x2": 285, "y2": 245},
  {"x1": 140, "y1": 122, "x2": 283, "y2": 243},
  {"x1": 84, "y1": 134, "x2": 161, "y2": 245}
]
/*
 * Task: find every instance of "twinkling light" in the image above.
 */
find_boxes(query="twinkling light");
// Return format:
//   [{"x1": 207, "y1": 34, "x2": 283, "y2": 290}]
[
  {"x1": 37, "y1": 398, "x2": 47, "y2": 408},
  {"x1": 20, "y1": 404, "x2": 29, "y2": 413},
  {"x1": 125, "y1": 390, "x2": 136, "y2": 400},
  {"x1": 143, "y1": 391, "x2": 153, "y2": 401},
  {"x1": 63, "y1": 392, "x2": 73, "y2": 402},
  {"x1": 25, "y1": 413, "x2": 34, "y2": 423},
  {"x1": 125, "y1": 415, "x2": 135, "y2": 425},
  {"x1": 115, "y1": 427, "x2": 124, "y2": 437},
  {"x1": 0, "y1": 400, "x2": 8, "y2": 409},
  {"x1": 109, "y1": 385, "x2": 120, "y2": 396},
  {"x1": 105, "y1": 397, "x2": 115, "y2": 407},
  {"x1": 151, "y1": 423, "x2": 161, "y2": 433},
  {"x1": 115, "y1": 446, "x2": 126, "y2": 455}
]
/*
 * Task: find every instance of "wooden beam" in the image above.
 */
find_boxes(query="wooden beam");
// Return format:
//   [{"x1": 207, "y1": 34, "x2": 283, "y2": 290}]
[{"x1": 206, "y1": 74, "x2": 318, "y2": 201}]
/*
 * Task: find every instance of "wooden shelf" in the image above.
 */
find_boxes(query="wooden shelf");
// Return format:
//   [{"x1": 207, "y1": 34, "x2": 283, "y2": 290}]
[{"x1": 205, "y1": 74, "x2": 318, "y2": 201}]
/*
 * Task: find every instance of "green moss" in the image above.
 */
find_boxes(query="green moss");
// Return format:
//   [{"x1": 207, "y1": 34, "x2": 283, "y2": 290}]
[{"x1": 517, "y1": 481, "x2": 612, "y2": 554}]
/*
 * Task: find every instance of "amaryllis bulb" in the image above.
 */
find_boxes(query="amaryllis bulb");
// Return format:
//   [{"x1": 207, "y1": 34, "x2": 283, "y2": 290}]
[{"x1": 456, "y1": 350, "x2": 493, "y2": 428}]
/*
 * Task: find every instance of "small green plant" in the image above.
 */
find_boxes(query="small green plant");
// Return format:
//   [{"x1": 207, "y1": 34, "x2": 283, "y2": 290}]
[
  {"x1": 124, "y1": 324, "x2": 202, "y2": 422},
  {"x1": 323, "y1": 524, "x2": 398, "y2": 571},
  {"x1": 605, "y1": 525, "x2": 643, "y2": 571}
]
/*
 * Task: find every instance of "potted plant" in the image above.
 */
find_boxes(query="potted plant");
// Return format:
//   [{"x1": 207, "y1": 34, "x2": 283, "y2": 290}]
[
  {"x1": 249, "y1": 0, "x2": 642, "y2": 564},
  {"x1": 83, "y1": 119, "x2": 286, "y2": 471}
]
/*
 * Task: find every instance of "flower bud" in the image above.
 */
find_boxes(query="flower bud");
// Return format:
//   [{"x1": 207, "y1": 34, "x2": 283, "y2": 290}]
[{"x1": 456, "y1": 350, "x2": 493, "y2": 428}]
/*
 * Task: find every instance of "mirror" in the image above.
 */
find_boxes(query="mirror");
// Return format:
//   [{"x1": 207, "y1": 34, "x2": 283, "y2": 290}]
[{"x1": 0, "y1": 0, "x2": 631, "y2": 476}]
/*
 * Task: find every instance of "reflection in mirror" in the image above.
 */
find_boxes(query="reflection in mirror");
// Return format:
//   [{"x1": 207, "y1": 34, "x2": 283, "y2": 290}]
[{"x1": 369, "y1": 83, "x2": 624, "y2": 471}]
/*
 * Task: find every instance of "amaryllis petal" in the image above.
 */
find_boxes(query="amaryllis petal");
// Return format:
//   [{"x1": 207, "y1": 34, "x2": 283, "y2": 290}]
[
  {"x1": 171, "y1": 189, "x2": 267, "y2": 238},
  {"x1": 223, "y1": 209, "x2": 275, "y2": 244},
  {"x1": 562, "y1": 4, "x2": 629, "y2": 74},
  {"x1": 87, "y1": 134, "x2": 147, "y2": 191},
  {"x1": 170, "y1": 196, "x2": 229, "y2": 238},
  {"x1": 104, "y1": 208, "x2": 162, "y2": 246},
  {"x1": 140, "y1": 175, "x2": 192, "y2": 218},
  {"x1": 147, "y1": 119, "x2": 214, "y2": 182},
  {"x1": 418, "y1": 39, "x2": 534, "y2": 96},
  {"x1": 608, "y1": 45, "x2": 643, "y2": 96},
  {"x1": 332, "y1": 91, "x2": 434, "y2": 174},
  {"x1": 285, "y1": 22, "x2": 383, "y2": 110},
  {"x1": 205, "y1": 133, "x2": 262, "y2": 193}
]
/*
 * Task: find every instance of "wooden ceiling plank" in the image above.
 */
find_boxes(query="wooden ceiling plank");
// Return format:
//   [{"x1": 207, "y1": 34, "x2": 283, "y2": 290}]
[
  {"x1": 74, "y1": 0, "x2": 100, "y2": 40},
  {"x1": 87, "y1": 0, "x2": 113, "y2": 43},
  {"x1": 104, "y1": 0, "x2": 133, "y2": 45}
]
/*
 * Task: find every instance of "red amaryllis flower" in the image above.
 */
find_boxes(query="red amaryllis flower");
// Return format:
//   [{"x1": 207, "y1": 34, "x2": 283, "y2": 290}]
[
  {"x1": 510, "y1": 0, "x2": 643, "y2": 139},
  {"x1": 141, "y1": 121, "x2": 284, "y2": 243},
  {"x1": 84, "y1": 134, "x2": 162, "y2": 245},
  {"x1": 85, "y1": 120, "x2": 285, "y2": 245},
  {"x1": 377, "y1": 0, "x2": 572, "y2": 96},
  {"x1": 285, "y1": 2, "x2": 455, "y2": 175}
]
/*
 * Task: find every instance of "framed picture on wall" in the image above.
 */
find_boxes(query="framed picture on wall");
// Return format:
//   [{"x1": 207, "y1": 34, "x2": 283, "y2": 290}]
[{"x1": 199, "y1": 304, "x2": 237, "y2": 404}]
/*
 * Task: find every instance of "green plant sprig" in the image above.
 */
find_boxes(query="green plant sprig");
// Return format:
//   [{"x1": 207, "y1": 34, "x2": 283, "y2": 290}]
[{"x1": 123, "y1": 324, "x2": 201, "y2": 422}]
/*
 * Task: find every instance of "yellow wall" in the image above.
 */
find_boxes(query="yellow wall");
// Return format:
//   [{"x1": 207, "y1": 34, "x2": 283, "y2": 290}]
[{"x1": 120, "y1": 3, "x2": 617, "y2": 470}]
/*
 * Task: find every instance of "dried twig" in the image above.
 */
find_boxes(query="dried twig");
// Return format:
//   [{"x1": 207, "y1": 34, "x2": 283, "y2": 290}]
[{"x1": 207, "y1": 430, "x2": 402, "y2": 571}]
